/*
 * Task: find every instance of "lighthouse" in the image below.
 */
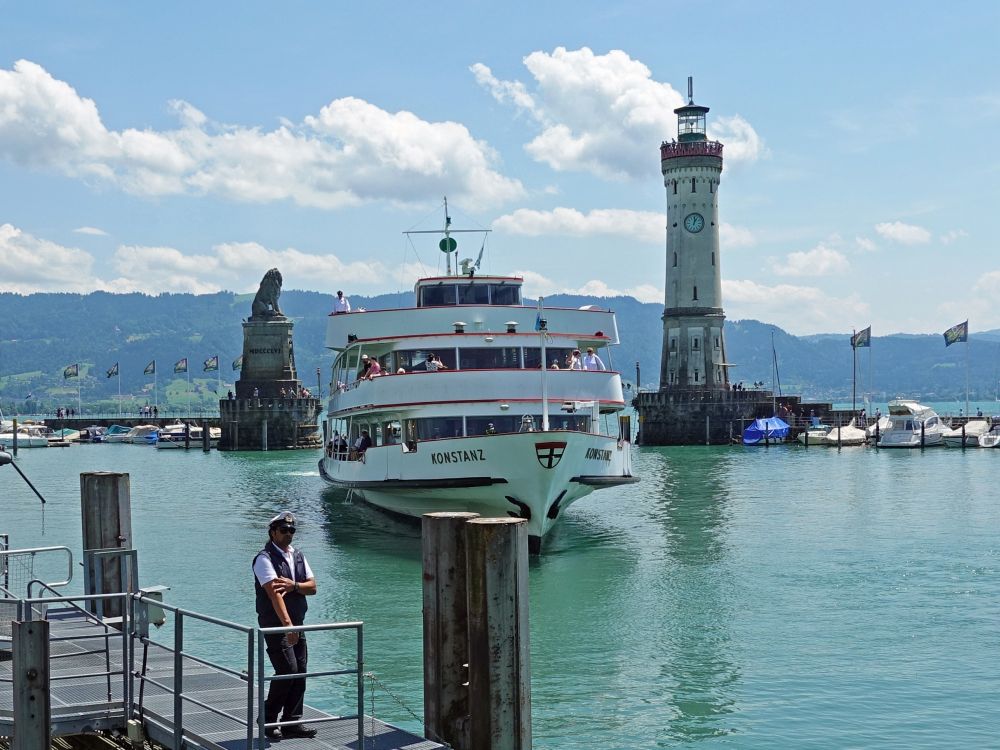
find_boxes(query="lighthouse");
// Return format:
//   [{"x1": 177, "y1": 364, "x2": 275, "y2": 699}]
[
  {"x1": 633, "y1": 79, "x2": 759, "y2": 445},
  {"x1": 660, "y1": 77, "x2": 728, "y2": 391}
]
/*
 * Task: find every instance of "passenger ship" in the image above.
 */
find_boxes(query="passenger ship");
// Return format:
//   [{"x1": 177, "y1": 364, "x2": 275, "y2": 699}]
[{"x1": 318, "y1": 239, "x2": 637, "y2": 550}]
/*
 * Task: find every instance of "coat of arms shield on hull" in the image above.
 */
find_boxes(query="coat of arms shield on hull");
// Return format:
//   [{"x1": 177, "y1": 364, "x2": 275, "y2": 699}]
[{"x1": 535, "y1": 441, "x2": 567, "y2": 469}]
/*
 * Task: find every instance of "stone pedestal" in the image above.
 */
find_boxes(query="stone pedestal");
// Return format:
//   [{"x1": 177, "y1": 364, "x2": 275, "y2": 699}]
[
  {"x1": 218, "y1": 397, "x2": 322, "y2": 451},
  {"x1": 218, "y1": 314, "x2": 321, "y2": 450}
]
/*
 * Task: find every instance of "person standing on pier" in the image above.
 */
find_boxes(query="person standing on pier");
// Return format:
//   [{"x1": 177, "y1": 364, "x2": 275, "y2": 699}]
[{"x1": 253, "y1": 512, "x2": 318, "y2": 739}]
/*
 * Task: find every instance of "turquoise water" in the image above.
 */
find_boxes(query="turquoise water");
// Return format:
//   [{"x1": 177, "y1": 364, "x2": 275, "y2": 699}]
[{"x1": 3, "y1": 443, "x2": 999, "y2": 748}]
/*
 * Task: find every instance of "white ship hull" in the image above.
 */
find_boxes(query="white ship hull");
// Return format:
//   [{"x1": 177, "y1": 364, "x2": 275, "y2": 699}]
[{"x1": 319, "y1": 430, "x2": 635, "y2": 547}]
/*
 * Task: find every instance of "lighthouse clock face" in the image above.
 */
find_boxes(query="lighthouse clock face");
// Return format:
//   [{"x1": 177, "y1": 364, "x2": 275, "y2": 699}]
[{"x1": 684, "y1": 212, "x2": 705, "y2": 233}]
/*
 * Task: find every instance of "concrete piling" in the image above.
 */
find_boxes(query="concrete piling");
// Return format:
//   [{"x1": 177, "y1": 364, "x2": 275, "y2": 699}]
[
  {"x1": 422, "y1": 512, "x2": 480, "y2": 749},
  {"x1": 466, "y1": 518, "x2": 531, "y2": 750}
]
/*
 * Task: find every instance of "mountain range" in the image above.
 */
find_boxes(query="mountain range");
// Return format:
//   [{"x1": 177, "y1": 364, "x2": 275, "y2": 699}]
[{"x1": 1, "y1": 290, "x2": 997, "y2": 413}]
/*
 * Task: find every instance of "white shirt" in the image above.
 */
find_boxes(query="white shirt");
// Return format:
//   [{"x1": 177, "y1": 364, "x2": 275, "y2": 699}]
[
  {"x1": 333, "y1": 296, "x2": 351, "y2": 313},
  {"x1": 568, "y1": 355, "x2": 583, "y2": 370},
  {"x1": 253, "y1": 542, "x2": 314, "y2": 586},
  {"x1": 582, "y1": 353, "x2": 606, "y2": 371},
  {"x1": 426, "y1": 359, "x2": 441, "y2": 371}
]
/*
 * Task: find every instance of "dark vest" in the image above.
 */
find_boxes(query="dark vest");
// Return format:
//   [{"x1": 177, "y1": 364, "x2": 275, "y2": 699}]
[{"x1": 253, "y1": 541, "x2": 309, "y2": 627}]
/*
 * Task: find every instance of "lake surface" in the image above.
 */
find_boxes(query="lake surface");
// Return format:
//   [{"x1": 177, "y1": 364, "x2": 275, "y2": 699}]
[{"x1": 3, "y1": 441, "x2": 998, "y2": 748}]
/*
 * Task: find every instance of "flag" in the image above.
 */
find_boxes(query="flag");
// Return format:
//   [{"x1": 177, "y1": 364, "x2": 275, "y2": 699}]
[
  {"x1": 943, "y1": 321, "x2": 968, "y2": 347},
  {"x1": 24, "y1": 393, "x2": 32, "y2": 400},
  {"x1": 851, "y1": 327, "x2": 871, "y2": 348},
  {"x1": 106, "y1": 362, "x2": 119, "y2": 378},
  {"x1": 144, "y1": 360, "x2": 156, "y2": 375},
  {"x1": 232, "y1": 355, "x2": 243, "y2": 371},
  {"x1": 63, "y1": 363, "x2": 79, "y2": 379},
  {"x1": 534, "y1": 313, "x2": 543, "y2": 331},
  {"x1": 174, "y1": 358, "x2": 188, "y2": 374},
  {"x1": 203, "y1": 355, "x2": 219, "y2": 372}
]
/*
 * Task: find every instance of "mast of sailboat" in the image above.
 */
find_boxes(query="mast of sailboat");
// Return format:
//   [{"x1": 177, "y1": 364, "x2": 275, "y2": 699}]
[
  {"x1": 538, "y1": 298, "x2": 549, "y2": 431},
  {"x1": 771, "y1": 330, "x2": 782, "y2": 414}
]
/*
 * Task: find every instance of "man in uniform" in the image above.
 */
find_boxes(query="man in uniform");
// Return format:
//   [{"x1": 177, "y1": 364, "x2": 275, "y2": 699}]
[{"x1": 253, "y1": 512, "x2": 318, "y2": 739}]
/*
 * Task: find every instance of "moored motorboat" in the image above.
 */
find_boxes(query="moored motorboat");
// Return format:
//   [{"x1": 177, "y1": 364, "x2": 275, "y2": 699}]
[
  {"x1": 318, "y1": 208, "x2": 637, "y2": 551},
  {"x1": 743, "y1": 417, "x2": 791, "y2": 445},
  {"x1": 123, "y1": 424, "x2": 159, "y2": 444},
  {"x1": 877, "y1": 400, "x2": 947, "y2": 448},
  {"x1": 821, "y1": 418, "x2": 867, "y2": 446},
  {"x1": 797, "y1": 422, "x2": 831, "y2": 445},
  {"x1": 977, "y1": 422, "x2": 1000, "y2": 448},
  {"x1": 103, "y1": 424, "x2": 132, "y2": 443},
  {"x1": 943, "y1": 419, "x2": 990, "y2": 448},
  {"x1": 0, "y1": 425, "x2": 50, "y2": 448}
]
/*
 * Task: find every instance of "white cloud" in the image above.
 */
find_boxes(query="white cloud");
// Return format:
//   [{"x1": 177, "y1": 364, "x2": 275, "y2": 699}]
[
  {"x1": 855, "y1": 236, "x2": 876, "y2": 252},
  {"x1": 473, "y1": 47, "x2": 763, "y2": 180},
  {"x1": 724, "y1": 279, "x2": 869, "y2": 334},
  {"x1": 0, "y1": 59, "x2": 524, "y2": 210},
  {"x1": 772, "y1": 244, "x2": 850, "y2": 277},
  {"x1": 0, "y1": 223, "x2": 106, "y2": 293},
  {"x1": 874, "y1": 221, "x2": 931, "y2": 245},
  {"x1": 721, "y1": 222, "x2": 755, "y2": 249},
  {"x1": 73, "y1": 226, "x2": 108, "y2": 236},
  {"x1": 512, "y1": 268, "x2": 661, "y2": 303},
  {"x1": 940, "y1": 229, "x2": 968, "y2": 245},
  {"x1": 494, "y1": 207, "x2": 663, "y2": 244}
]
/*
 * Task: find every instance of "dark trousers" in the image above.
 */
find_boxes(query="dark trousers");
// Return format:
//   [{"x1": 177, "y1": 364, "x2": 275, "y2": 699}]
[{"x1": 263, "y1": 632, "x2": 308, "y2": 722}]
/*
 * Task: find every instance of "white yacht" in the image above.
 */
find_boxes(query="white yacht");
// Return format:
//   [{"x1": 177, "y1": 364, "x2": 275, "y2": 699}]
[
  {"x1": 318, "y1": 244, "x2": 637, "y2": 552},
  {"x1": 877, "y1": 400, "x2": 947, "y2": 448},
  {"x1": 0, "y1": 424, "x2": 50, "y2": 448}
]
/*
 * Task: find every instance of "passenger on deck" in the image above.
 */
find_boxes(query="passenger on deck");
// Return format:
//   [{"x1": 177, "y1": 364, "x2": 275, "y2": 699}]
[
  {"x1": 550, "y1": 360, "x2": 560, "y2": 369},
  {"x1": 355, "y1": 429, "x2": 372, "y2": 454},
  {"x1": 366, "y1": 359, "x2": 382, "y2": 379},
  {"x1": 333, "y1": 290, "x2": 351, "y2": 314},
  {"x1": 582, "y1": 347, "x2": 606, "y2": 371},
  {"x1": 486, "y1": 423, "x2": 497, "y2": 435},
  {"x1": 519, "y1": 415, "x2": 536, "y2": 432},
  {"x1": 426, "y1": 353, "x2": 447, "y2": 371}
]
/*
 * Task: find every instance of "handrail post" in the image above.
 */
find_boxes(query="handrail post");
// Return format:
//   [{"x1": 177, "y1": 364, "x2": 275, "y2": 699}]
[
  {"x1": 173, "y1": 612, "x2": 183, "y2": 750},
  {"x1": 257, "y1": 631, "x2": 266, "y2": 749},
  {"x1": 246, "y1": 629, "x2": 255, "y2": 750},
  {"x1": 357, "y1": 625, "x2": 365, "y2": 748}
]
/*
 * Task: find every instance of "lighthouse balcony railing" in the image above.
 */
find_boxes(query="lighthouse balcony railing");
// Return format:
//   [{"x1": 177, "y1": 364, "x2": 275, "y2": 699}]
[{"x1": 660, "y1": 140, "x2": 724, "y2": 160}]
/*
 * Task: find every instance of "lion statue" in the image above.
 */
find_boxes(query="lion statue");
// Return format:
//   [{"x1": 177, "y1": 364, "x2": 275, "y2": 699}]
[{"x1": 251, "y1": 268, "x2": 284, "y2": 318}]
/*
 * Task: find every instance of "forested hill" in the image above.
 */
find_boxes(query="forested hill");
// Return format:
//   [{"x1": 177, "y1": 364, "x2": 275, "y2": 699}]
[{"x1": 1, "y1": 289, "x2": 998, "y2": 412}]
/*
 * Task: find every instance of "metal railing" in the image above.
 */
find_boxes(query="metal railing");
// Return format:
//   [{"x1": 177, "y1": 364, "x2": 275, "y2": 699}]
[
  {"x1": 0, "y1": 544, "x2": 73, "y2": 597},
  {"x1": 257, "y1": 621, "x2": 365, "y2": 748},
  {"x1": 132, "y1": 596, "x2": 366, "y2": 750},
  {"x1": 3, "y1": 592, "x2": 131, "y2": 721}
]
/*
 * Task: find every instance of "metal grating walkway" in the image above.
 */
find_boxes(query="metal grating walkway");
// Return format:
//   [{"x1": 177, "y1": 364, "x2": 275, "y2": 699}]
[{"x1": 0, "y1": 608, "x2": 445, "y2": 750}]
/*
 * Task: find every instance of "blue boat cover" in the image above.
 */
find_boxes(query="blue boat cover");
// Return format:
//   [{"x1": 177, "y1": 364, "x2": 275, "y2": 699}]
[{"x1": 742, "y1": 416, "x2": 791, "y2": 445}]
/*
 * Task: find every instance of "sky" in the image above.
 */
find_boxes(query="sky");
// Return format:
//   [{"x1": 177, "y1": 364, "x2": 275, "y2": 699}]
[{"x1": 0, "y1": 0, "x2": 998, "y2": 336}]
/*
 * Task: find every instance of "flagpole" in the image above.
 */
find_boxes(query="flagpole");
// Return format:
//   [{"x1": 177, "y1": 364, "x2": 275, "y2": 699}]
[
  {"x1": 186, "y1": 369, "x2": 191, "y2": 415},
  {"x1": 966, "y1": 336, "x2": 970, "y2": 418},
  {"x1": 117, "y1": 369, "x2": 122, "y2": 417},
  {"x1": 852, "y1": 329, "x2": 857, "y2": 418},
  {"x1": 154, "y1": 368, "x2": 158, "y2": 412}
]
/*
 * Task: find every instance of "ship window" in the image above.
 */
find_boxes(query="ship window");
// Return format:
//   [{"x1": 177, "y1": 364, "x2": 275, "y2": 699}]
[
  {"x1": 673, "y1": 252, "x2": 677, "y2": 267},
  {"x1": 458, "y1": 284, "x2": 489, "y2": 305},
  {"x1": 459, "y1": 347, "x2": 522, "y2": 369},
  {"x1": 420, "y1": 284, "x2": 458, "y2": 307},
  {"x1": 395, "y1": 349, "x2": 457, "y2": 372},
  {"x1": 414, "y1": 417, "x2": 465, "y2": 441},
  {"x1": 523, "y1": 347, "x2": 575, "y2": 369},
  {"x1": 402, "y1": 419, "x2": 419, "y2": 452},
  {"x1": 692, "y1": 285, "x2": 698, "y2": 301},
  {"x1": 490, "y1": 284, "x2": 521, "y2": 305}
]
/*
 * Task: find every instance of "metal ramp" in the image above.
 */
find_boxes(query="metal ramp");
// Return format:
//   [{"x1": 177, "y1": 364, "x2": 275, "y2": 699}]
[{"x1": 1, "y1": 589, "x2": 444, "y2": 749}]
